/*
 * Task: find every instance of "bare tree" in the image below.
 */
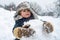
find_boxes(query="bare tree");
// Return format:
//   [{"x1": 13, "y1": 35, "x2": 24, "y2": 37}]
[{"x1": 4, "y1": 2, "x2": 16, "y2": 11}]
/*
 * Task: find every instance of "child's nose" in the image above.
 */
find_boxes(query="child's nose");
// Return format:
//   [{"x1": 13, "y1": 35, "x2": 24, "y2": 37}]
[{"x1": 25, "y1": 10, "x2": 29, "y2": 13}]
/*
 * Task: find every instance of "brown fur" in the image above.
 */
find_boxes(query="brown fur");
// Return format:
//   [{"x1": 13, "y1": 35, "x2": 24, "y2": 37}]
[
  {"x1": 13, "y1": 27, "x2": 22, "y2": 39},
  {"x1": 22, "y1": 24, "x2": 30, "y2": 28},
  {"x1": 22, "y1": 28, "x2": 35, "y2": 37},
  {"x1": 13, "y1": 27, "x2": 35, "y2": 39},
  {"x1": 43, "y1": 21, "x2": 53, "y2": 33}
]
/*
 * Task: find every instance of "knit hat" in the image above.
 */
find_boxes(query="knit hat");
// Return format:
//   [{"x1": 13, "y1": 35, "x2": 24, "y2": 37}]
[
  {"x1": 14, "y1": 1, "x2": 38, "y2": 21},
  {"x1": 16, "y1": 1, "x2": 30, "y2": 14}
]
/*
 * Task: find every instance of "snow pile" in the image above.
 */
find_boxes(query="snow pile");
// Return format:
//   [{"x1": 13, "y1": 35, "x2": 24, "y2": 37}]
[
  {"x1": 20, "y1": 18, "x2": 60, "y2": 40},
  {"x1": 0, "y1": 8, "x2": 60, "y2": 40},
  {"x1": 0, "y1": 8, "x2": 15, "y2": 40}
]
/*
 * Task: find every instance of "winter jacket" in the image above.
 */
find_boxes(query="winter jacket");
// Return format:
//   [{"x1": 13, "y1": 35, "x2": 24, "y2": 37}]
[{"x1": 13, "y1": 1, "x2": 38, "y2": 30}]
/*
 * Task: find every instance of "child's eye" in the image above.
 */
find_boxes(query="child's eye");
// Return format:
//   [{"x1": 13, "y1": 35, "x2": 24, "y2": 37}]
[
  {"x1": 22, "y1": 9, "x2": 30, "y2": 12},
  {"x1": 27, "y1": 9, "x2": 30, "y2": 11}
]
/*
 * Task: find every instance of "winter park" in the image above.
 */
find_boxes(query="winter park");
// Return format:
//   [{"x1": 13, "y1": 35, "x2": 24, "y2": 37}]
[{"x1": 0, "y1": 0, "x2": 60, "y2": 40}]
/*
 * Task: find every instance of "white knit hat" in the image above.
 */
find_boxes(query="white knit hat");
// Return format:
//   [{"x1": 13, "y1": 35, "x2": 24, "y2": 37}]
[
  {"x1": 16, "y1": 1, "x2": 30, "y2": 13},
  {"x1": 14, "y1": 1, "x2": 38, "y2": 21}
]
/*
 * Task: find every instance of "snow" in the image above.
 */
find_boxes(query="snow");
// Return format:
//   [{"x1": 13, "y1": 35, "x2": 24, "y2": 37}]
[
  {"x1": 0, "y1": 8, "x2": 60, "y2": 40},
  {"x1": 0, "y1": 8, "x2": 15, "y2": 40}
]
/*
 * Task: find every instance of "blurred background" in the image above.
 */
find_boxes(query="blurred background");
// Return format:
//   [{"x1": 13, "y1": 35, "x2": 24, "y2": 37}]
[
  {"x1": 0, "y1": 0, "x2": 60, "y2": 18},
  {"x1": 0, "y1": 0, "x2": 60, "y2": 40}
]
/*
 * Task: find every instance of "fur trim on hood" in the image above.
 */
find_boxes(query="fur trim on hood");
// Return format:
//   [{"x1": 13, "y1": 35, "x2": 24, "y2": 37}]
[{"x1": 14, "y1": 1, "x2": 38, "y2": 21}]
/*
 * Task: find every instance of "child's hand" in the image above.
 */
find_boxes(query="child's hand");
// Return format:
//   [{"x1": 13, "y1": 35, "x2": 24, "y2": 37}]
[
  {"x1": 43, "y1": 21, "x2": 54, "y2": 33},
  {"x1": 22, "y1": 24, "x2": 30, "y2": 28}
]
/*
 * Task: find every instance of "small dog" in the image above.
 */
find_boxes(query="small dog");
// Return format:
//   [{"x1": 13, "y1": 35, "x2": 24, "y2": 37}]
[{"x1": 43, "y1": 21, "x2": 54, "y2": 33}]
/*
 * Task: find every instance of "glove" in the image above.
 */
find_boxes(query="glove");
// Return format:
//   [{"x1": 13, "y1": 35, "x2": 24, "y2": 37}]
[
  {"x1": 22, "y1": 24, "x2": 30, "y2": 28},
  {"x1": 22, "y1": 28, "x2": 35, "y2": 37},
  {"x1": 13, "y1": 27, "x2": 22, "y2": 39},
  {"x1": 43, "y1": 21, "x2": 54, "y2": 33},
  {"x1": 13, "y1": 27, "x2": 35, "y2": 39}
]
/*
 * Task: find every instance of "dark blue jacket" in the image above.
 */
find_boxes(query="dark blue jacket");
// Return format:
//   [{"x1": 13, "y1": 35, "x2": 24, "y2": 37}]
[{"x1": 13, "y1": 14, "x2": 34, "y2": 30}]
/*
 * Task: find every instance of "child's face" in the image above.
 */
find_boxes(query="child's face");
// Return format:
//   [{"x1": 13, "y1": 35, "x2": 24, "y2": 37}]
[{"x1": 20, "y1": 9, "x2": 31, "y2": 18}]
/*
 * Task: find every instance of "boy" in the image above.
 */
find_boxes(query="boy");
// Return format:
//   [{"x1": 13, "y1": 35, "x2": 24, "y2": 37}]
[{"x1": 13, "y1": 1, "x2": 38, "y2": 40}]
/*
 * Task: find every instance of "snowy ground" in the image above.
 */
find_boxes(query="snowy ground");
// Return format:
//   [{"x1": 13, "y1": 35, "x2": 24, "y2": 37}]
[{"x1": 0, "y1": 8, "x2": 60, "y2": 40}]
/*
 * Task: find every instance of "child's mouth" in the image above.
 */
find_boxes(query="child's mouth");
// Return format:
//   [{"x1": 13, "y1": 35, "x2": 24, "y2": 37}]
[{"x1": 26, "y1": 14, "x2": 29, "y2": 15}]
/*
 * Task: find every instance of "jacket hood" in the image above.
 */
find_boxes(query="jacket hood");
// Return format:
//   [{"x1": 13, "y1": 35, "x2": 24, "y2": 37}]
[{"x1": 14, "y1": 1, "x2": 38, "y2": 21}]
